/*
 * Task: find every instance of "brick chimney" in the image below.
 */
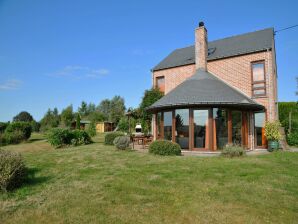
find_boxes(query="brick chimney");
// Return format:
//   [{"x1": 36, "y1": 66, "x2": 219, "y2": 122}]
[{"x1": 195, "y1": 21, "x2": 208, "y2": 71}]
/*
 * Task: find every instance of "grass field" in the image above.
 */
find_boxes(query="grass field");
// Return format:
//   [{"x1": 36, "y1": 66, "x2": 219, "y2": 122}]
[{"x1": 0, "y1": 133, "x2": 298, "y2": 223}]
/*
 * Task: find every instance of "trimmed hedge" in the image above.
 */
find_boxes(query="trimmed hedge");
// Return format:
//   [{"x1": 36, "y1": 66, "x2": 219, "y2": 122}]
[
  {"x1": 0, "y1": 150, "x2": 26, "y2": 192},
  {"x1": 113, "y1": 136, "x2": 130, "y2": 150},
  {"x1": 47, "y1": 128, "x2": 92, "y2": 148},
  {"x1": 278, "y1": 102, "x2": 298, "y2": 134},
  {"x1": 287, "y1": 132, "x2": 298, "y2": 146},
  {"x1": 104, "y1": 132, "x2": 124, "y2": 145},
  {"x1": 149, "y1": 140, "x2": 181, "y2": 156},
  {"x1": 222, "y1": 145, "x2": 246, "y2": 158}
]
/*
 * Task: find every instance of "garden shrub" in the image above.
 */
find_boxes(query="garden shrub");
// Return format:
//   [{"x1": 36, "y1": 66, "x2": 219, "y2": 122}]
[
  {"x1": 5, "y1": 122, "x2": 32, "y2": 141},
  {"x1": 287, "y1": 132, "x2": 298, "y2": 146},
  {"x1": 104, "y1": 132, "x2": 124, "y2": 145},
  {"x1": 47, "y1": 128, "x2": 72, "y2": 148},
  {"x1": 149, "y1": 140, "x2": 181, "y2": 156},
  {"x1": 113, "y1": 136, "x2": 130, "y2": 150},
  {"x1": 47, "y1": 128, "x2": 92, "y2": 148},
  {"x1": 71, "y1": 129, "x2": 92, "y2": 146},
  {"x1": 0, "y1": 149, "x2": 26, "y2": 192},
  {"x1": 222, "y1": 145, "x2": 246, "y2": 158},
  {"x1": 0, "y1": 134, "x2": 6, "y2": 146},
  {"x1": 264, "y1": 121, "x2": 281, "y2": 141},
  {"x1": 87, "y1": 122, "x2": 97, "y2": 137},
  {"x1": 3, "y1": 131, "x2": 25, "y2": 144}
]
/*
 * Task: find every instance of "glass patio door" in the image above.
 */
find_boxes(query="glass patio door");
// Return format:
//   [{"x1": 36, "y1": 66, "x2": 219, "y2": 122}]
[
  {"x1": 175, "y1": 109, "x2": 189, "y2": 149},
  {"x1": 254, "y1": 112, "x2": 266, "y2": 147},
  {"x1": 193, "y1": 110, "x2": 209, "y2": 149}
]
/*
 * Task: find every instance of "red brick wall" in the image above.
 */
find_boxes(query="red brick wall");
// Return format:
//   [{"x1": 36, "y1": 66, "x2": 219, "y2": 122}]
[
  {"x1": 153, "y1": 64, "x2": 196, "y2": 94},
  {"x1": 152, "y1": 50, "x2": 277, "y2": 121},
  {"x1": 207, "y1": 51, "x2": 277, "y2": 121}
]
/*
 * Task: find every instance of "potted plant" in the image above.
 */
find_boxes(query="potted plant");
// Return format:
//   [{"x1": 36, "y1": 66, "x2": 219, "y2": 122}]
[{"x1": 264, "y1": 121, "x2": 281, "y2": 152}]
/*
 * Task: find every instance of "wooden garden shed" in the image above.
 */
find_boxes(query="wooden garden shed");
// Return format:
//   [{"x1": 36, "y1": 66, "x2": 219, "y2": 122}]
[{"x1": 96, "y1": 122, "x2": 115, "y2": 133}]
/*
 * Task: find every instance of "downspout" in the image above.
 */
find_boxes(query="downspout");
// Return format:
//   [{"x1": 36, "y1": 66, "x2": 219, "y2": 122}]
[
  {"x1": 273, "y1": 30, "x2": 279, "y2": 120},
  {"x1": 266, "y1": 47, "x2": 272, "y2": 121}
]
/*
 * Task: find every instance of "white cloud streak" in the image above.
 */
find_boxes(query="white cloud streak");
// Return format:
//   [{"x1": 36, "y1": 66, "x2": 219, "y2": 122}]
[
  {"x1": 50, "y1": 65, "x2": 110, "y2": 79},
  {"x1": 0, "y1": 79, "x2": 22, "y2": 90}
]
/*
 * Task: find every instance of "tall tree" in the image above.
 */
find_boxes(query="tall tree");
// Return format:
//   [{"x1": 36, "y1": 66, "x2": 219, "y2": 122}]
[
  {"x1": 76, "y1": 113, "x2": 81, "y2": 129},
  {"x1": 61, "y1": 105, "x2": 74, "y2": 127},
  {"x1": 88, "y1": 111, "x2": 106, "y2": 122},
  {"x1": 110, "y1": 96, "x2": 126, "y2": 124},
  {"x1": 97, "y1": 99, "x2": 111, "y2": 120},
  {"x1": 53, "y1": 107, "x2": 59, "y2": 116},
  {"x1": 40, "y1": 108, "x2": 60, "y2": 131},
  {"x1": 140, "y1": 88, "x2": 163, "y2": 120},
  {"x1": 13, "y1": 111, "x2": 34, "y2": 122},
  {"x1": 78, "y1": 101, "x2": 88, "y2": 117},
  {"x1": 87, "y1": 103, "x2": 96, "y2": 114},
  {"x1": 139, "y1": 88, "x2": 163, "y2": 132}
]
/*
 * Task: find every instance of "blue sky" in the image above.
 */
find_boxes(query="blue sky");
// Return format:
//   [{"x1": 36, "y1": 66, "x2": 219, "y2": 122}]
[{"x1": 0, "y1": 0, "x2": 297, "y2": 121}]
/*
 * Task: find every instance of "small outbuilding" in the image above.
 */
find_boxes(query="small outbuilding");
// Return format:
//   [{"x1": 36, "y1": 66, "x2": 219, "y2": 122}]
[
  {"x1": 96, "y1": 122, "x2": 115, "y2": 133},
  {"x1": 71, "y1": 120, "x2": 91, "y2": 130}
]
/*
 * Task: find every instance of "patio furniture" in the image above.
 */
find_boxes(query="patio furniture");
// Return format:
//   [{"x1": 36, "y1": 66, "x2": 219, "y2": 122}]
[{"x1": 131, "y1": 135, "x2": 153, "y2": 149}]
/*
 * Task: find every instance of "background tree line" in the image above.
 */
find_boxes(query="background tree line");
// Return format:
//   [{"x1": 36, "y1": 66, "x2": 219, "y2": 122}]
[
  {"x1": 0, "y1": 88, "x2": 163, "y2": 136},
  {"x1": 39, "y1": 95, "x2": 126, "y2": 131}
]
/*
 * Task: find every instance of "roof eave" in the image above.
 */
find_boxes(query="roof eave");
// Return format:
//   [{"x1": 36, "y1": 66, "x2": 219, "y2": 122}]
[
  {"x1": 146, "y1": 102, "x2": 264, "y2": 113},
  {"x1": 152, "y1": 48, "x2": 272, "y2": 72}
]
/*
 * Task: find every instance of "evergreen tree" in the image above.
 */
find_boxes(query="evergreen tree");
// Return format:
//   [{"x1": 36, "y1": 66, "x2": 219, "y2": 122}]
[
  {"x1": 61, "y1": 105, "x2": 74, "y2": 127},
  {"x1": 76, "y1": 113, "x2": 81, "y2": 129}
]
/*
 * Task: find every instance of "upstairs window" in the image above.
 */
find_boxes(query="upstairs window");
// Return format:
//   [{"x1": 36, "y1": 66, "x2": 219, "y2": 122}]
[
  {"x1": 156, "y1": 76, "x2": 165, "y2": 93},
  {"x1": 251, "y1": 61, "x2": 266, "y2": 97}
]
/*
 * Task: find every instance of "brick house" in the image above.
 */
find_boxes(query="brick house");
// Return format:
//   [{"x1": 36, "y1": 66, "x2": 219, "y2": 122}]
[{"x1": 147, "y1": 22, "x2": 278, "y2": 151}]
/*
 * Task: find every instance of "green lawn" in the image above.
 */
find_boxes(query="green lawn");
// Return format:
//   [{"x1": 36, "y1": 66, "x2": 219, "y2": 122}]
[{"x1": 1, "y1": 133, "x2": 298, "y2": 223}]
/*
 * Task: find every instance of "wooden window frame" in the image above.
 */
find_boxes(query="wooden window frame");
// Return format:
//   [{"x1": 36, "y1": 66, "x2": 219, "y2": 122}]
[
  {"x1": 155, "y1": 112, "x2": 164, "y2": 139},
  {"x1": 251, "y1": 60, "x2": 266, "y2": 97},
  {"x1": 155, "y1": 76, "x2": 165, "y2": 93},
  {"x1": 190, "y1": 108, "x2": 212, "y2": 151},
  {"x1": 242, "y1": 112, "x2": 249, "y2": 149},
  {"x1": 162, "y1": 110, "x2": 174, "y2": 141}
]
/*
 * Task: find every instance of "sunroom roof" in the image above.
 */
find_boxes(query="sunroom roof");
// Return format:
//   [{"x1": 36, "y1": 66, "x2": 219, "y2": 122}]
[{"x1": 147, "y1": 69, "x2": 264, "y2": 112}]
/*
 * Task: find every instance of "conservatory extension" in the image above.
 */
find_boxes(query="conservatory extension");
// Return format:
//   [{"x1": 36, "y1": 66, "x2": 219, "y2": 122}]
[{"x1": 147, "y1": 69, "x2": 266, "y2": 151}]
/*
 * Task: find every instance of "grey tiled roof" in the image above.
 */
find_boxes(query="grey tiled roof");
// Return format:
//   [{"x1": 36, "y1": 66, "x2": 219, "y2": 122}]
[
  {"x1": 152, "y1": 28, "x2": 274, "y2": 71},
  {"x1": 147, "y1": 69, "x2": 264, "y2": 112}
]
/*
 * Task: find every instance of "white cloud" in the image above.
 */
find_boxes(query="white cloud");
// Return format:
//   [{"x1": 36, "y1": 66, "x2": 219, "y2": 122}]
[
  {"x1": 50, "y1": 65, "x2": 110, "y2": 79},
  {"x1": 0, "y1": 79, "x2": 22, "y2": 90}
]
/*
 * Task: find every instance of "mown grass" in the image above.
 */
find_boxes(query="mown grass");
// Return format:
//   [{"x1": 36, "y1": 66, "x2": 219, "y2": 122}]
[{"x1": 0, "y1": 133, "x2": 297, "y2": 223}]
